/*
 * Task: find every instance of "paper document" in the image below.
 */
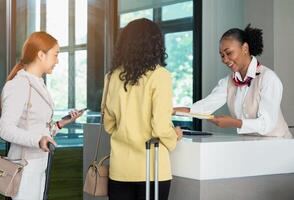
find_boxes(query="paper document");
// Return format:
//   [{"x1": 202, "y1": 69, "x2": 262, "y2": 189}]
[{"x1": 175, "y1": 111, "x2": 214, "y2": 119}]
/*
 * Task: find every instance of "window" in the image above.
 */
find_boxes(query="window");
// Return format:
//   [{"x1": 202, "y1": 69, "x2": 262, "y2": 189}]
[
  {"x1": 165, "y1": 31, "x2": 193, "y2": 107},
  {"x1": 34, "y1": 0, "x2": 41, "y2": 31},
  {"x1": 13, "y1": 0, "x2": 88, "y2": 147},
  {"x1": 120, "y1": 9, "x2": 153, "y2": 28},
  {"x1": 44, "y1": 0, "x2": 88, "y2": 145},
  {"x1": 162, "y1": 1, "x2": 193, "y2": 21},
  {"x1": 45, "y1": 0, "x2": 88, "y2": 110},
  {"x1": 46, "y1": 52, "x2": 69, "y2": 109},
  {"x1": 119, "y1": 0, "x2": 196, "y2": 125},
  {"x1": 75, "y1": 50, "x2": 87, "y2": 109},
  {"x1": 46, "y1": 0, "x2": 69, "y2": 47},
  {"x1": 75, "y1": 0, "x2": 87, "y2": 44},
  {"x1": 0, "y1": 141, "x2": 5, "y2": 152}
]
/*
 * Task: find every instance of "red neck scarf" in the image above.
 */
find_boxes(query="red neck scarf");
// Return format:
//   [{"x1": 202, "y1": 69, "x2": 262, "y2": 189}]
[{"x1": 232, "y1": 61, "x2": 261, "y2": 87}]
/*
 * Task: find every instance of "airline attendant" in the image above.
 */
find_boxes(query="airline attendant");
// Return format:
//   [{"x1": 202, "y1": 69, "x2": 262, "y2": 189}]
[{"x1": 174, "y1": 24, "x2": 292, "y2": 138}]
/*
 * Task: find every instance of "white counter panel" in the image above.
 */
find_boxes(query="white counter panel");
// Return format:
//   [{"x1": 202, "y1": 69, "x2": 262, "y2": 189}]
[{"x1": 171, "y1": 134, "x2": 294, "y2": 180}]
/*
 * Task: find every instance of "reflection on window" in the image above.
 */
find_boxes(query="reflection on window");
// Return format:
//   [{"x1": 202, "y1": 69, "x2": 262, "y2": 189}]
[
  {"x1": 165, "y1": 31, "x2": 193, "y2": 108},
  {"x1": 162, "y1": 1, "x2": 193, "y2": 21},
  {"x1": 75, "y1": 0, "x2": 87, "y2": 44},
  {"x1": 46, "y1": 52, "x2": 69, "y2": 109},
  {"x1": 75, "y1": 50, "x2": 87, "y2": 109},
  {"x1": 46, "y1": 0, "x2": 69, "y2": 46},
  {"x1": 120, "y1": 9, "x2": 153, "y2": 27}
]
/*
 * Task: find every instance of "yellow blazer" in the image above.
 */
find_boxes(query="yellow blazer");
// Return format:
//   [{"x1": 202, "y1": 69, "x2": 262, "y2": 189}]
[{"x1": 103, "y1": 66, "x2": 177, "y2": 181}]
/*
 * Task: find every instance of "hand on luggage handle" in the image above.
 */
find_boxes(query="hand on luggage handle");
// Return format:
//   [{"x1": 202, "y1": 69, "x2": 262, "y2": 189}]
[
  {"x1": 47, "y1": 142, "x2": 56, "y2": 154},
  {"x1": 145, "y1": 138, "x2": 160, "y2": 149}
]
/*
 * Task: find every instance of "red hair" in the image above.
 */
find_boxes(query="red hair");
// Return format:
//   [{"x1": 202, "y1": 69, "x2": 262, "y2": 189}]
[{"x1": 7, "y1": 31, "x2": 57, "y2": 81}]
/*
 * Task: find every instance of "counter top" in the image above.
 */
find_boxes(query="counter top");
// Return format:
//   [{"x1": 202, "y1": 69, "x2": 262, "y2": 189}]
[
  {"x1": 182, "y1": 132, "x2": 288, "y2": 143},
  {"x1": 171, "y1": 132, "x2": 294, "y2": 180}
]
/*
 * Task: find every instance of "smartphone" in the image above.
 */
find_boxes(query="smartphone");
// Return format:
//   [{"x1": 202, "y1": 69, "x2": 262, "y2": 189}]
[{"x1": 61, "y1": 108, "x2": 87, "y2": 120}]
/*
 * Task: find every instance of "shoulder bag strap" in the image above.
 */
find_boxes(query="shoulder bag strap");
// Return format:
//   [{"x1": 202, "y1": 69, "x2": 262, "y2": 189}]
[
  {"x1": 20, "y1": 77, "x2": 32, "y2": 161},
  {"x1": 93, "y1": 73, "x2": 111, "y2": 161},
  {"x1": 0, "y1": 77, "x2": 31, "y2": 165}
]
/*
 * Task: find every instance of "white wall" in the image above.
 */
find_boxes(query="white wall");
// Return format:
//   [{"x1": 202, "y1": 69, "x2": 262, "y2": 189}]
[
  {"x1": 273, "y1": 0, "x2": 294, "y2": 126},
  {"x1": 244, "y1": 0, "x2": 274, "y2": 69},
  {"x1": 202, "y1": 0, "x2": 244, "y2": 133}
]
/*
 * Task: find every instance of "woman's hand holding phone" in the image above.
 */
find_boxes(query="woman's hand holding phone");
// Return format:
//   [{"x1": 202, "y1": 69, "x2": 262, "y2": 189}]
[{"x1": 58, "y1": 108, "x2": 87, "y2": 128}]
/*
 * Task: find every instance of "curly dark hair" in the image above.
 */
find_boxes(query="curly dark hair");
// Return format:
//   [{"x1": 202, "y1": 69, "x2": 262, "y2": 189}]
[
  {"x1": 111, "y1": 18, "x2": 168, "y2": 91},
  {"x1": 221, "y1": 24, "x2": 263, "y2": 56}
]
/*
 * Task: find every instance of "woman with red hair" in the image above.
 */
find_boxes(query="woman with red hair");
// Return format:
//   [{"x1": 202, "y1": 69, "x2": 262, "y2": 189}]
[{"x1": 0, "y1": 32, "x2": 83, "y2": 200}]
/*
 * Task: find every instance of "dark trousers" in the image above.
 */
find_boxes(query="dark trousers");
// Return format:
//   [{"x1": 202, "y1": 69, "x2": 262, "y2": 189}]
[{"x1": 108, "y1": 179, "x2": 171, "y2": 200}]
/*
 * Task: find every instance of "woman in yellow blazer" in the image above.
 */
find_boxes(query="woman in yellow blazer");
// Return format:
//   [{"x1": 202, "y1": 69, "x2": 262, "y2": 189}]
[{"x1": 103, "y1": 18, "x2": 182, "y2": 200}]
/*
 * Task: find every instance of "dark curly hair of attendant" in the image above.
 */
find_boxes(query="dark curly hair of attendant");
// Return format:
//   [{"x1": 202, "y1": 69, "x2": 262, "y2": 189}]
[
  {"x1": 221, "y1": 24, "x2": 263, "y2": 56},
  {"x1": 110, "y1": 18, "x2": 167, "y2": 91}
]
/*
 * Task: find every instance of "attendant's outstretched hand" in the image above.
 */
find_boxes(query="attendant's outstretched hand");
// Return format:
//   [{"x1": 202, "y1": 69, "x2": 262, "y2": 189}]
[
  {"x1": 208, "y1": 115, "x2": 242, "y2": 128},
  {"x1": 172, "y1": 107, "x2": 191, "y2": 115}
]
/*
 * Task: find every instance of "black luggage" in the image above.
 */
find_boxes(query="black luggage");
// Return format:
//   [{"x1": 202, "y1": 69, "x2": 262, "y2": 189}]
[{"x1": 43, "y1": 142, "x2": 55, "y2": 200}]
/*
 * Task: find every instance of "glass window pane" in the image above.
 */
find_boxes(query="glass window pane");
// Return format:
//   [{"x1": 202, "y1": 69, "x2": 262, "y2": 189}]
[
  {"x1": 120, "y1": 9, "x2": 153, "y2": 28},
  {"x1": 162, "y1": 1, "x2": 193, "y2": 21},
  {"x1": 165, "y1": 31, "x2": 193, "y2": 108},
  {"x1": 47, "y1": 52, "x2": 69, "y2": 110},
  {"x1": 46, "y1": 0, "x2": 69, "y2": 46},
  {"x1": 0, "y1": 139, "x2": 5, "y2": 151},
  {"x1": 75, "y1": 50, "x2": 87, "y2": 110},
  {"x1": 35, "y1": 0, "x2": 40, "y2": 31},
  {"x1": 27, "y1": 0, "x2": 41, "y2": 32},
  {"x1": 16, "y1": 0, "x2": 41, "y2": 60},
  {"x1": 75, "y1": 0, "x2": 87, "y2": 44}
]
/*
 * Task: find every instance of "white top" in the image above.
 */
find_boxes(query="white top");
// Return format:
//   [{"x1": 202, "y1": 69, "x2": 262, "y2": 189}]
[
  {"x1": 191, "y1": 56, "x2": 284, "y2": 135},
  {"x1": 26, "y1": 71, "x2": 51, "y2": 102},
  {"x1": 0, "y1": 69, "x2": 56, "y2": 159}
]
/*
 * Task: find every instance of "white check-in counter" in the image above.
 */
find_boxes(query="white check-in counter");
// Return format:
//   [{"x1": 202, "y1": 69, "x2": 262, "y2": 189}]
[
  {"x1": 169, "y1": 133, "x2": 294, "y2": 200},
  {"x1": 83, "y1": 124, "x2": 294, "y2": 200}
]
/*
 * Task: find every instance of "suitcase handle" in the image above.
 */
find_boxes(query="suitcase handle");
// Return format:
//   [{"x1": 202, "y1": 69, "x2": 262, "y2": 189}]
[
  {"x1": 145, "y1": 137, "x2": 159, "y2": 200},
  {"x1": 48, "y1": 142, "x2": 56, "y2": 154},
  {"x1": 145, "y1": 138, "x2": 159, "y2": 149}
]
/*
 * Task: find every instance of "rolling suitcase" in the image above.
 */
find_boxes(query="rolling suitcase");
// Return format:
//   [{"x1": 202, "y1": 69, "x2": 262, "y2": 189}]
[
  {"x1": 43, "y1": 142, "x2": 56, "y2": 200},
  {"x1": 145, "y1": 138, "x2": 160, "y2": 200}
]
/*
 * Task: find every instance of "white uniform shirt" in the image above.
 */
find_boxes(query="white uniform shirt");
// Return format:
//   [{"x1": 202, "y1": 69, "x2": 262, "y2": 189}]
[{"x1": 191, "y1": 56, "x2": 284, "y2": 135}]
